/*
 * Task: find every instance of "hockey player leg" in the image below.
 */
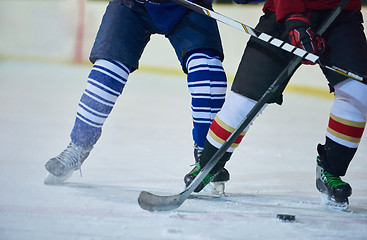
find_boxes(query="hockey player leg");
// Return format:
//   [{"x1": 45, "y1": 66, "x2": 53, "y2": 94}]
[
  {"x1": 316, "y1": 79, "x2": 367, "y2": 210},
  {"x1": 316, "y1": 143, "x2": 352, "y2": 211},
  {"x1": 185, "y1": 50, "x2": 228, "y2": 195},
  {"x1": 184, "y1": 91, "x2": 267, "y2": 194},
  {"x1": 44, "y1": 59, "x2": 130, "y2": 184},
  {"x1": 186, "y1": 50, "x2": 227, "y2": 149}
]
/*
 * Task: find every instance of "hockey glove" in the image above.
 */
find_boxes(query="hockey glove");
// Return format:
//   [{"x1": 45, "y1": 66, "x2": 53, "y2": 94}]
[
  {"x1": 285, "y1": 13, "x2": 325, "y2": 65},
  {"x1": 134, "y1": 0, "x2": 170, "y2": 4}
]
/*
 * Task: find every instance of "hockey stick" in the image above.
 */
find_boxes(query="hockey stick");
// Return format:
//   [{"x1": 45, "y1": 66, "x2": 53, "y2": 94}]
[
  {"x1": 173, "y1": 0, "x2": 317, "y2": 63},
  {"x1": 171, "y1": 0, "x2": 367, "y2": 84},
  {"x1": 138, "y1": 0, "x2": 349, "y2": 212},
  {"x1": 317, "y1": 62, "x2": 366, "y2": 83}
]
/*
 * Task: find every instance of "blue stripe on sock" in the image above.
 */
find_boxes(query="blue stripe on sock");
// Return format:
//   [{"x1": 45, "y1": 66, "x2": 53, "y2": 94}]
[
  {"x1": 93, "y1": 65, "x2": 127, "y2": 83},
  {"x1": 87, "y1": 80, "x2": 120, "y2": 97},
  {"x1": 78, "y1": 103, "x2": 107, "y2": 119},
  {"x1": 88, "y1": 70, "x2": 125, "y2": 93},
  {"x1": 80, "y1": 94, "x2": 113, "y2": 114},
  {"x1": 84, "y1": 89, "x2": 116, "y2": 106}
]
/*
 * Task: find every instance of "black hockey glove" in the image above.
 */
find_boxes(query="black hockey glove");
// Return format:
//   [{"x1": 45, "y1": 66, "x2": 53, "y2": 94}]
[
  {"x1": 285, "y1": 13, "x2": 325, "y2": 65},
  {"x1": 134, "y1": 0, "x2": 170, "y2": 4}
]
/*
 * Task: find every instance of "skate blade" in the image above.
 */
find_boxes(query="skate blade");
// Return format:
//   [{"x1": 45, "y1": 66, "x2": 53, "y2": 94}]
[
  {"x1": 202, "y1": 181, "x2": 226, "y2": 197},
  {"x1": 44, "y1": 171, "x2": 73, "y2": 185},
  {"x1": 320, "y1": 193, "x2": 349, "y2": 211}
]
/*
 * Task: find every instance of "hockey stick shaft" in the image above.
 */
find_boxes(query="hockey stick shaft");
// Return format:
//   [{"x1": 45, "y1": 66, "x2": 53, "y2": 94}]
[
  {"x1": 138, "y1": 0, "x2": 349, "y2": 212},
  {"x1": 318, "y1": 62, "x2": 367, "y2": 83},
  {"x1": 172, "y1": 0, "x2": 367, "y2": 85},
  {"x1": 172, "y1": 0, "x2": 318, "y2": 63}
]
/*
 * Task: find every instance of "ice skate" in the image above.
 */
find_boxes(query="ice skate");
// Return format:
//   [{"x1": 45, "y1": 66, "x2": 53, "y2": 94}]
[
  {"x1": 209, "y1": 168, "x2": 230, "y2": 196},
  {"x1": 44, "y1": 171, "x2": 74, "y2": 185},
  {"x1": 44, "y1": 142, "x2": 93, "y2": 185},
  {"x1": 191, "y1": 143, "x2": 230, "y2": 195},
  {"x1": 316, "y1": 157, "x2": 351, "y2": 211},
  {"x1": 184, "y1": 163, "x2": 215, "y2": 193}
]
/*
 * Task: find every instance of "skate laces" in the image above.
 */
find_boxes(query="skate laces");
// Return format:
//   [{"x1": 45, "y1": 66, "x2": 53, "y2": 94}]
[
  {"x1": 317, "y1": 157, "x2": 348, "y2": 189},
  {"x1": 56, "y1": 142, "x2": 87, "y2": 177},
  {"x1": 321, "y1": 169, "x2": 348, "y2": 189},
  {"x1": 189, "y1": 163, "x2": 201, "y2": 176},
  {"x1": 202, "y1": 172, "x2": 214, "y2": 186},
  {"x1": 189, "y1": 163, "x2": 214, "y2": 186},
  {"x1": 193, "y1": 143, "x2": 203, "y2": 162}
]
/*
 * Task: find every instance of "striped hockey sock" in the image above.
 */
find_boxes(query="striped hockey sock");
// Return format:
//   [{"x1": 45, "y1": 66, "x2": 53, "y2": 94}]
[
  {"x1": 326, "y1": 79, "x2": 366, "y2": 149},
  {"x1": 321, "y1": 79, "x2": 367, "y2": 176},
  {"x1": 70, "y1": 59, "x2": 130, "y2": 146},
  {"x1": 186, "y1": 51, "x2": 227, "y2": 148},
  {"x1": 207, "y1": 91, "x2": 266, "y2": 152}
]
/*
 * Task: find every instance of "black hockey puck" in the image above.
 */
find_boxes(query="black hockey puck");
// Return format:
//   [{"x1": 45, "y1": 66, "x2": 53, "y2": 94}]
[{"x1": 276, "y1": 214, "x2": 296, "y2": 222}]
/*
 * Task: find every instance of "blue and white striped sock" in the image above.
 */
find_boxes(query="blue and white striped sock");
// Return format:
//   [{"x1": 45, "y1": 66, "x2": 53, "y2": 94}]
[
  {"x1": 186, "y1": 51, "x2": 227, "y2": 148},
  {"x1": 70, "y1": 59, "x2": 130, "y2": 146}
]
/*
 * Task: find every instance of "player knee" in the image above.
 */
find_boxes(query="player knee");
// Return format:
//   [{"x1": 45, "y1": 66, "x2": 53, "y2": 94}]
[
  {"x1": 334, "y1": 79, "x2": 367, "y2": 118},
  {"x1": 185, "y1": 50, "x2": 227, "y2": 97},
  {"x1": 217, "y1": 91, "x2": 266, "y2": 128}
]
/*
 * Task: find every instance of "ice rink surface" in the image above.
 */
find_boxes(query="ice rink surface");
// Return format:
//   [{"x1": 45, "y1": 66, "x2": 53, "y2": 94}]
[{"x1": 0, "y1": 60, "x2": 366, "y2": 240}]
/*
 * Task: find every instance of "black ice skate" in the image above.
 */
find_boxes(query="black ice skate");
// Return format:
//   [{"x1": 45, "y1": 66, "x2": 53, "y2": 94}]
[
  {"x1": 191, "y1": 143, "x2": 230, "y2": 195},
  {"x1": 184, "y1": 163, "x2": 215, "y2": 193},
  {"x1": 316, "y1": 157, "x2": 352, "y2": 211},
  {"x1": 44, "y1": 142, "x2": 93, "y2": 185}
]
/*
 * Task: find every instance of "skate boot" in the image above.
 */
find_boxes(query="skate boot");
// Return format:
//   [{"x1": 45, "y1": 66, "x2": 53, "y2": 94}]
[
  {"x1": 192, "y1": 143, "x2": 230, "y2": 195},
  {"x1": 316, "y1": 157, "x2": 352, "y2": 211},
  {"x1": 44, "y1": 142, "x2": 93, "y2": 185},
  {"x1": 184, "y1": 163, "x2": 215, "y2": 193}
]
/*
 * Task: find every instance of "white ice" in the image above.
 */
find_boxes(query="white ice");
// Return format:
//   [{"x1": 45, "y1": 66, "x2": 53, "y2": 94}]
[{"x1": 0, "y1": 60, "x2": 366, "y2": 240}]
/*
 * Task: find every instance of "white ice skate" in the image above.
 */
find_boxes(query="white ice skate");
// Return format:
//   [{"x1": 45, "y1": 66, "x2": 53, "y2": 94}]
[{"x1": 44, "y1": 142, "x2": 93, "y2": 185}]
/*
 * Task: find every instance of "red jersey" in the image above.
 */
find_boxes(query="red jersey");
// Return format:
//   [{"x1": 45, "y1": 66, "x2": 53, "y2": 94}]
[{"x1": 263, "y1": 0, "x2": 361, "y2": 21}]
